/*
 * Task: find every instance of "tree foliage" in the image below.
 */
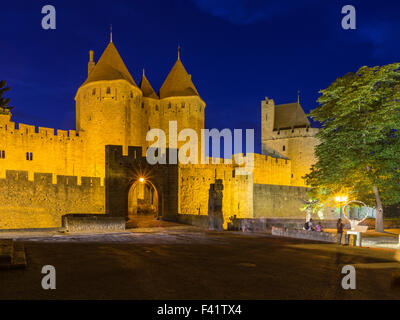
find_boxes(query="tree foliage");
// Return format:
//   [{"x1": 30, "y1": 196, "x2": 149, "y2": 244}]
[
  {"x1": 305, "y1": 63, "x2": 400, "y2": 231},
  {"x1": 0, "y1": 80, "x2": 12, "y2": 114}
]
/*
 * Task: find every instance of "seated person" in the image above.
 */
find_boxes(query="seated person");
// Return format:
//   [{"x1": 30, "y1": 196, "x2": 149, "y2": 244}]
[
  {"x1": 315, "y1": 222, "x2": 323, "y2": 232},
  {"x1": 304, "y1": 219, "x2": 315, "y2": 231}
]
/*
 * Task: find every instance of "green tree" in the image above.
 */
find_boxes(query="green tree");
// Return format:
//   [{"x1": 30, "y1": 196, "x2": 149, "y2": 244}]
[
  {"x1": 0, "y1": 80, "x2": 13, "y2": 114},
  {"x1": 305, "y1": 63, "x2": 400, "y2": 232}
]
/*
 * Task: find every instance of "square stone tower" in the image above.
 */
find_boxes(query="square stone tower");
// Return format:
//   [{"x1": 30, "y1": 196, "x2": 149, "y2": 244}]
[{"x1": 261, "y1": 97, "x2": 319, "y2": 186}]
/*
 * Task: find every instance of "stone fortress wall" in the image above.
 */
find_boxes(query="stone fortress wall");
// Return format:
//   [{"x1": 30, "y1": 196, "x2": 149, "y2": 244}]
[
  {"x1": 0, "y1": 114, "x2": 92, "y2": 181},
  {"x1": 178, "y1": 151, "x2": 304, "y2": 228},
  {"x1": 0, "y1": 39, "x2": 320, "y2": 229},
  {"x1": 0, "y1": 170, "x2": 104, "y2": 229}
]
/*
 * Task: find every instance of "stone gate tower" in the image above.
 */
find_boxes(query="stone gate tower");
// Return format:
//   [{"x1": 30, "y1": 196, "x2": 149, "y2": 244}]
[
  {"x1": 74, "y1": 38, "x2": 206, "y2": 177},
  {"x1": 75, "y1": 40, "x2": 145, "y2": 178}
]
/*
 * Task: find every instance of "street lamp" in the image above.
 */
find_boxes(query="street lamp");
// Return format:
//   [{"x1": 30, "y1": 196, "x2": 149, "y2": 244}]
[
  {"x1": 335, "y1": 195, "x2": 348, "y2": 219},
  {"x1": 139, "y1": 177, "x2": 145, "y2": 183}
]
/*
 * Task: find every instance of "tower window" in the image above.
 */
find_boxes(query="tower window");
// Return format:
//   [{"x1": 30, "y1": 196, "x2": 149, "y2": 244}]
[
  {"x1": 106, "y1": 87, "x2": 111, "y2": 94},
  {"x1": 155, "y1": 105, "x2": 158, "y2": 111},
  {"x1": 92, "y1": 88, "x2": 96, "y2": 95},
  {"x1": 282, "y1": 145, "x2": 286, "y2": 151},
  {"x1": 142, "y1": 102, "x2": 144, "y2": 109},
  {"x1": 168, "y1": 103, "x2": 171, "y2": 109},
  {"x1": 0, "y1": 150, "x2": 5, "y2": 159},
  {"x1": 181, "y1": 103, "x2": 185, "y2": 108},
  {"x1": 130, "y1": 91, "x2": 133, "y2": 98},
  {"x1": 26, "y1": 152, "x2": 33, "y2": 161}
]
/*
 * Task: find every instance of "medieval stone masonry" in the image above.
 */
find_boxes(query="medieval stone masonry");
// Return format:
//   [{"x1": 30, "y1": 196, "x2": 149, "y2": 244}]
[{"x1": 0, "y1": 39, "x2": 319, "y2": 229}]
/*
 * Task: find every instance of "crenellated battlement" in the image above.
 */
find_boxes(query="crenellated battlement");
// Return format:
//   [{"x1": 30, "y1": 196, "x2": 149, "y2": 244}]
[
  {"x1": 2, "y1": 169, "x2": 102, "y2": 187},
  {"x1": 269, "y1": 127, "x2": 319, "y2": 140},
  {"x1": 253, "y1": 153, "x2": 290, "y2": 168},
  {"x1": 0, "y1": 121, "x2": 82, "y2": 142}
]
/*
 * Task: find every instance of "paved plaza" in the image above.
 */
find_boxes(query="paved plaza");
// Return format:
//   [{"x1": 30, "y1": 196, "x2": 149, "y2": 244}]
[{"x1": 0, "y1": 225, "x2": 400, "y2": 299}]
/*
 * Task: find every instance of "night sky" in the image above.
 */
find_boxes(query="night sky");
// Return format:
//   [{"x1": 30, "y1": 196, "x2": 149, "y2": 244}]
[{"x1": 1, "y1": 0, "x2": 399, "y2": 153}]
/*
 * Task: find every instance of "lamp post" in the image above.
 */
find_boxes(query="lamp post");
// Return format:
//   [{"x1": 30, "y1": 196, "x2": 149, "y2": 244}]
[{"x1": 335, "y1": 195, "x2": 348, "y2": 219}]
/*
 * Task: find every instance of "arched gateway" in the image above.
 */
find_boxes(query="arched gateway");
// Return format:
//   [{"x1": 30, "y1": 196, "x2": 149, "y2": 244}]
[
  {"x1": 105, "y1": 145, "x2": 178, "y2": 222},
  {"x1": 128, "y1": 179, "x2": 159, "y2": 219}
]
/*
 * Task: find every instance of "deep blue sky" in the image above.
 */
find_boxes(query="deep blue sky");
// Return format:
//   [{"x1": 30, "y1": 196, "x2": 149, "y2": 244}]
[{"x1": 1, "y1": 0, "x2": 399, "y2": 153}]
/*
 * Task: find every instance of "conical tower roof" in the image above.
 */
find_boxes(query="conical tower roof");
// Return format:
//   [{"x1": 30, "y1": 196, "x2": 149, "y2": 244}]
[
  {"x1": 159, "y1": 58, "x2": 199, "y2": 99},
  {"x1": 82, "y1": 42, "x2": 137, "y2": 87},
  {"x1": 139, "y1": 71, "x2": 159, "y2": 99}
]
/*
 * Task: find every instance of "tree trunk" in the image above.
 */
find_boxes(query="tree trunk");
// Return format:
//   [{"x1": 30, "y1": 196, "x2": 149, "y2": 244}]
[{"x1": 372, "y1": 185, "x2": 384, "y2": 232}]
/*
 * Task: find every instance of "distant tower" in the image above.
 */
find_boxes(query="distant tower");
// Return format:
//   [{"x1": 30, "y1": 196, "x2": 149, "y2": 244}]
[
  {"x1": 261, "y1": 97, "x2": 275, "y2": 154},
  {"x1": 260, "y1": 96, "x2": 319, "y2": 186}
]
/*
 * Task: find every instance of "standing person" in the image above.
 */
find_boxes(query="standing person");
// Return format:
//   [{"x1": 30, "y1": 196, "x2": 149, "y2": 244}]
[
  {"x1": 315, "y1": 222, "x2": 323, "y2": 232},
  {"x1": 337, "y1": 218, "x2": 344, "y2": 245}
]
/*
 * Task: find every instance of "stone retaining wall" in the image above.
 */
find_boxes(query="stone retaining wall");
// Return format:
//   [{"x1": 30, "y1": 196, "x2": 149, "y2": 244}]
[
  {"x1": 62, "y1": 214, "x2": 125, "y2": 232},
  {"x1": 176, "y1": 214, "x2": 209, "y2": 229},
  {"x1": 228, "y1": 217, "x2": 350, "y2": 231},
  {"x1": 271, "y1": 226, "x2": 338, "y2": 243}
]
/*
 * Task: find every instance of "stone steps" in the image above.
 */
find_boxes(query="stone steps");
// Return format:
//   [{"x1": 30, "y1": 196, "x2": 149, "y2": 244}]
[{"x1": 0, "y1": 239, "x2": 27, "y2": 269}]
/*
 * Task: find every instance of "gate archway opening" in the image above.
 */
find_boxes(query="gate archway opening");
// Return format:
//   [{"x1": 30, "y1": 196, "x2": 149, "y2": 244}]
[{"x1": 127, "y1": 178, "x2": 159, "y2": 222}]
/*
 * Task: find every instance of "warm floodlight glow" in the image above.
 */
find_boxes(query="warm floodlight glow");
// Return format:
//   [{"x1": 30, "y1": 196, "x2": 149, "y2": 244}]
[
  {"x1": 335, "y1": 195, "x2": 348, "y2": 203},
  {"x1": 139, "y1": 177, "x2": 145, "y2": 183}
]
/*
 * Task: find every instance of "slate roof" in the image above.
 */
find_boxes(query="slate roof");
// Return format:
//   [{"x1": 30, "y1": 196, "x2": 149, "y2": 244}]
[
  {"x1": 159, "y1": 58, "x2": 199, "y2": 98},
  {"x1": 82, "y1": 42, "x2": 137, "y2": 87},
  {"x1": 274, "y1": 102, "x2": 311, "y2": 130},
  {"x1": 139, "y1": 72, "x2": 159, "y2": 99}
]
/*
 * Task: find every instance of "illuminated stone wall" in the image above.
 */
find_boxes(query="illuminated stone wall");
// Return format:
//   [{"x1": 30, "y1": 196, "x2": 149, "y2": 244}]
[
  {"x1": 0, "y1": 114, "x2": 90, "y2": 180},
  {"x1": 0, "y1": 170, "x2": 104, "y2": 229},
  {"x1": 146, "y1": 96, "x2": 205, "y2": 149},
  {"x1": 253, "y1": 184, "x2": 309, "y2": 218},
  {"x1": 178, "y1": 164, "x2": 253, "y2": 229},
  {"x1": 252, "y1": 153, "x2": 291, "y2": 185},
  {"x1": 75, "y1": 80, "x2": 145, "y2": 179},
  {"x1": 178, "y1": 152, "x2": 294, "y2": 229},
  {"x1": 261, "y1": 128, "x2": 319, "y2": 187}
]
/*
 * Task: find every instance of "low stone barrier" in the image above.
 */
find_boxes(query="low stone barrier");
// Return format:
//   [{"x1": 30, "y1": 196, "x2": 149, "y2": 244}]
[
  {"x1": 362, "y1": 236, "x2": 400, "y2": 249},
  {"x1": 228, "y1": 218, "x2": 268, "y2": 232},
  {"x1": 228, "y1": 217, "x2": 350, "y2": 232},
  {"x1": 62, "y1": 214, "x2": 125, "y2": 232},
  {"x1": 176, "y1": 214, "x2": 209, "y2": 229},
  {"x1": 271, "y1": 226, "x2": 338, "y2": 243}
]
